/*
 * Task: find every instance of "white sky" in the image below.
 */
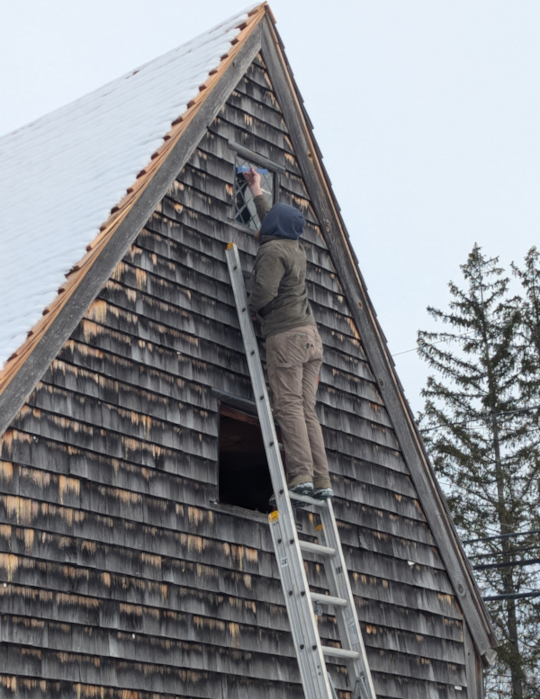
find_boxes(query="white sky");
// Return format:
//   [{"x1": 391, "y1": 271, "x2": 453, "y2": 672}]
[{"x1": 1, "y1": 0, "x2": 538, "y2": 414}]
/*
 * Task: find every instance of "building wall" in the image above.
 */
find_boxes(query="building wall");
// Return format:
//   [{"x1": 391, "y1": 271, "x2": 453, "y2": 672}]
[{"x1": 0, "y1": 54, "x2": 472, "y2": 698}]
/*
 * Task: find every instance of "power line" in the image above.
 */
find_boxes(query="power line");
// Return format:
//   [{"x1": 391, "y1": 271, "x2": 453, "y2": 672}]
[
  {"x1": 420, "y1": 404, "x2": 540, "y2": 434},
  {"x1": 483, "y1": 591, "x2": 540, "y2": 602},
  {"x1": 442, "y1": 482, "x2": 499, "y2": 508},
  {"x1": 470, "y1": 544, "x2": 540, "y2": 560},
  {"x1": 463, "y1": 528, "x2": 540, "y2": 545},
  {"x1": 473, "y1": 557, "x2": 540, "y2": 571},
  {"x1": 392, "y1": 329, "x2": 476, "y2": 357}
]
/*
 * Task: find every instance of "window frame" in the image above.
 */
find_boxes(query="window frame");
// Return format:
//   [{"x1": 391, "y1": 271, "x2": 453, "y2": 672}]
[
  {"x1": 210, "y1": 388, "x2": 276, "y2": 518},
  {"x1": 227, "y1": 140, "x2": 285, "y2": 233}
]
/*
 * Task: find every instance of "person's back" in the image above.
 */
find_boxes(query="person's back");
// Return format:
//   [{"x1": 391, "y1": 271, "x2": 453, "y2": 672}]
[
  {"x1": 244, "y1": 169, "x2": 333, "y2": 502},
  {"x1": 249, "y1": 223, "x2": 314, "y2": 339}
]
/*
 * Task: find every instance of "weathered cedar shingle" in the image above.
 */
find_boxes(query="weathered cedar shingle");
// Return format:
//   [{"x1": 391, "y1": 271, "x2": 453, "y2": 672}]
[{"x1": 0, "y1": 55, "x2": 469, "y2": 698}]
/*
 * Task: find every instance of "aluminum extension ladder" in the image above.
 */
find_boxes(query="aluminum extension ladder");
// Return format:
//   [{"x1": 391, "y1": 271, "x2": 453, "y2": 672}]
[{"x1": 226, "y1": 243, "x2": 377, "y2": 699}]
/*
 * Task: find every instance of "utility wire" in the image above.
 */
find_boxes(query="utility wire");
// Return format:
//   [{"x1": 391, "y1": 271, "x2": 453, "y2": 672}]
[
  {"x1": 473, "y1": 557, "x2": 540, "y2": 571},
  {"x1": 391, "y1": 346, "x2": 423, "y2": 358},
  {"x1": 463, "y1": 528, "x2": 540, "y2": 545},
  {"x1": 470, "y1": 544, "x2": 540, "y2": 560},
  {"x1": 391, "y1": 329, "x2": 475, "y2": 357},
  {"x1": 440, "y1": 480, "x2": 499, "y2": 508},
  {"x1": 420, "y1": 404, "x2": 540, "y2": 434},
  {"x1": 483, "y1": 591, "x2": 540, "y2": 602}
]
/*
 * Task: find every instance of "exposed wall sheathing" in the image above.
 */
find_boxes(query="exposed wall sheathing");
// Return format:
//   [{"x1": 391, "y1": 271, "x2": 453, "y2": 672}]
[{"x1": 0, "y1": 55, "x2": 469, "y2": 699}]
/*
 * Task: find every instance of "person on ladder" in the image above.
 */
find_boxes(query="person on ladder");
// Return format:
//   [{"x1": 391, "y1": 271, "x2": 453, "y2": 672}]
[{"x1": 244, "y1": 168, "x2": 333, "y2": 502}]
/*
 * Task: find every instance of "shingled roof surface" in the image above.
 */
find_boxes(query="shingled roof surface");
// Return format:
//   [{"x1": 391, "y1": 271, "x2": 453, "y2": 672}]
[{"x1": 0, "y1": 3, "x2": 259, "y2": 371}]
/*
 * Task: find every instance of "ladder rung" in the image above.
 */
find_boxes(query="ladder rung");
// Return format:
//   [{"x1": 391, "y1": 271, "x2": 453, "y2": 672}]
[
  {"x1": 321, "y1": 646, "x2": 360, "y2": 660},
  {"x1": 299, "y1": 540, "x2": 336, "y2": 557},
  {"x1": 310, "y1": 592, "x2": 348, "y2": 607},
  {"x1": 289, "y1": 492, "x2": 327, "y2": 507}
]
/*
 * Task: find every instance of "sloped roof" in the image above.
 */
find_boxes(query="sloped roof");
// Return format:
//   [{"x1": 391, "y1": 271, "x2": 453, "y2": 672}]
[{"x1": 0, "y1": 2, "x2": 263, "y2": 377}]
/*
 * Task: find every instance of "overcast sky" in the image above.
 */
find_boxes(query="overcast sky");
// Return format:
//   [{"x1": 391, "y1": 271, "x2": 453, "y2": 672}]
[{"x1": 1, "y1": 0, "x2": 538, "y2": 414}]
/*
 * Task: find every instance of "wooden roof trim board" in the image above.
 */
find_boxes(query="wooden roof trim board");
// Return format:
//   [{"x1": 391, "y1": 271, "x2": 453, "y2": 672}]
[
  {"x1": 0, "y1": 5, "x2": 268, "y2": 437},
  {"x1": 258, "y1": 18, "x2": 498, "y2": 663}
]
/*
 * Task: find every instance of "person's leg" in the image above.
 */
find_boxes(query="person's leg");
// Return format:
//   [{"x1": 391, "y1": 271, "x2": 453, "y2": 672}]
[
  {"x1": 302, "y1": 357, "x2": 331, "y2": 490},
  {"x1": 266, "y1": 329, "x2": 314, "y2": 487}
]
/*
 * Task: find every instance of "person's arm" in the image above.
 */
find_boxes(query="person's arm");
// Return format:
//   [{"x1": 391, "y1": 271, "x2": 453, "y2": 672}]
[
  {"x1": 248, "y1": 246, "x2": 286, "y2": 314},
  {"x1": 244, "y1": 168, "x2": 270, "y2": 224},
  {"x1": 243, "y1": 167, "x2": 262, "y2": 196},
  {"x1": 253, "y1": 194, "x2": 270, "y2": 223}
]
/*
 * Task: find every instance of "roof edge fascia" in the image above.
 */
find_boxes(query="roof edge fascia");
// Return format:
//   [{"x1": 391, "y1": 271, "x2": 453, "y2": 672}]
[
  {"x1": 0, "y1": 7, "x2": 266, "y2": 437},
  {"x1": 259, "y1": 17, "x2": 498, "y2": 661}
]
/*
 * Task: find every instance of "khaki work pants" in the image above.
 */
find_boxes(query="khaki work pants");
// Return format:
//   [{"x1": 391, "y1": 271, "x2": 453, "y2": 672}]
[{"x1": 266, "y1": 325, "x2": 331, "y2": 490}]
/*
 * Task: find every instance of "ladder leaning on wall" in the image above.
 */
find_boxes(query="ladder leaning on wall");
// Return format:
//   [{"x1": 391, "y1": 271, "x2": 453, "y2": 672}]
[{"x1": 225, "y1": 243, "x2": 377, "y2": 699}]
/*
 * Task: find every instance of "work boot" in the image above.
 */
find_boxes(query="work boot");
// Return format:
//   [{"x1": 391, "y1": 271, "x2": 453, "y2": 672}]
[
  {"x1": 289, "y1": 482, "x2": 314, "y2": 496},
  {"x1": 313, "y1": 487, "x2": 334, "y2": 500},
  {"x1": 269, "y1": 482, "x2": 314, "y2": 509}
]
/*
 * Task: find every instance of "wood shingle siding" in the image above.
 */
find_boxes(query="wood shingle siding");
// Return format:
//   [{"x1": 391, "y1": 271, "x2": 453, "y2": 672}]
[{"x1": 0, "y1": 38, "x2": 492, "y2": 698}]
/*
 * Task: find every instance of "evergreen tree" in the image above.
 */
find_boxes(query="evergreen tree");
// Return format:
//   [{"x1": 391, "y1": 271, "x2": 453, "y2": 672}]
[
  {"x1": 512, "y1": 246, "x2": 540, "y2": 405},
  {"x1": 510, "y1": 246, "x2": 540, "y2": 693},
  {"x1": 417, "y1": 244, "x2": 540, "y2": 698}
]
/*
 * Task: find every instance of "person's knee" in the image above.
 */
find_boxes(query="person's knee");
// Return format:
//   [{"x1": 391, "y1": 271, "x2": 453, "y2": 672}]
[
  {"x1": 302, "y1": 396, "x2": 318, "y2": 417},
  {"x1": 302, "y1": 394, "x2": 317, "y2": 412}
]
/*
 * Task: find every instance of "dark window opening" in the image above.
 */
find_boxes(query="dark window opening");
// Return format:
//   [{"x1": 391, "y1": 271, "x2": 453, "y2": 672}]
[
  {"x1": 218, "y1": 404, "x2": 274, "y2": 514},
  {"x1": 234, "y1": 155, "x2": 275, "y2": 231}
]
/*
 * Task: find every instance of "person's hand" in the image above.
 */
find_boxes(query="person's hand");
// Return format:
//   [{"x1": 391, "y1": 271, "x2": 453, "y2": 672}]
[{"x1": 243, "y1": 168, "x2": 263, "y2": 196}]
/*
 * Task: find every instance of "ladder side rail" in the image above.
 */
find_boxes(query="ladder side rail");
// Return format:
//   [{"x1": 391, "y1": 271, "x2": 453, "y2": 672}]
[
  {"x1": 225, "y1": 245, "x2": 284, "y2": 497},
  {"x1": 269, "y1": 513, "x2": 330, "y2": 699},
  {"x1": 226, "y1": 243, "x2": 333, "y2": 699},
  {"x1": 318, "y1": 501, "x2": 377, "y2": 699},
  {"x1": 225, "y1": 245, "x2": 296, "y2": 523}
]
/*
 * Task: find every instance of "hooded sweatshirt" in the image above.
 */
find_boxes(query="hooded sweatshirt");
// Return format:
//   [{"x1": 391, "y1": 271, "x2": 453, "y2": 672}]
[
  {"x1": 259, "y1": 201, "x2": 306, "y2": 240},
  {"x1": 248, "y1": 196, "x2": 316, "y2": 339}
]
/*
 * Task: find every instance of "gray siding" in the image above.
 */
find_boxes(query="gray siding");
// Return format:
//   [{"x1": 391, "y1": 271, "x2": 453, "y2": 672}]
[{"x1": 0, "y1": 54, "x2": 469, "y2": 698}]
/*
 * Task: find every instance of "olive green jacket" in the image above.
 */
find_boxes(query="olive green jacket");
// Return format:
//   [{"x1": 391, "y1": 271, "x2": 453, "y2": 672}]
[{"x1": 248, "y1": 195, "x2": 316, "y2": 339}]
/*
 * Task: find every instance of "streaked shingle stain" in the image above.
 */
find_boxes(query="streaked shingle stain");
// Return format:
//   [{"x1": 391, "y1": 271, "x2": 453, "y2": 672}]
[{"x1": 0, "y1": 40, "x2": 472, "y2": 699}]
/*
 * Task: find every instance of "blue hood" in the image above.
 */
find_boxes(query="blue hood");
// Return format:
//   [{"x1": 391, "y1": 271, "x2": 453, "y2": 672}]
[{"x1": 260, "y1": 202, "x2": 306, "y2": 240}]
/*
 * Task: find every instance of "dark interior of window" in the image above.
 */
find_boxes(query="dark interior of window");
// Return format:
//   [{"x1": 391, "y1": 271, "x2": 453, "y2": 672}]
[
  {"x1": 234, "y1": 155, "x2": 274, "y2": 231},
  {"x1": 218, "y1": 404, "x2": 274, "y2": 513}
]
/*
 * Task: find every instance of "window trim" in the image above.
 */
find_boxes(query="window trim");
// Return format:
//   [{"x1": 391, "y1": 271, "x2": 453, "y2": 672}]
[
  {"x1": 228, "y1": 140, "x2": 286, "y2": 175},
  {"x1": 212, "y1": 388, "x2": 275, "y2": 516},
  {"x1": 211, "y1": 388, "x2": 258, "y2": 416},
  {"x1": 228, "y1": 141, "x2": 284, "y2": 230}
]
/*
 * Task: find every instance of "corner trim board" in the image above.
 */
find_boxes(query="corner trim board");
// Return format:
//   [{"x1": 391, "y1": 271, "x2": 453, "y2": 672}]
[{"x1": 464, "y1": 623, "x2": 485, "y2": 698}]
